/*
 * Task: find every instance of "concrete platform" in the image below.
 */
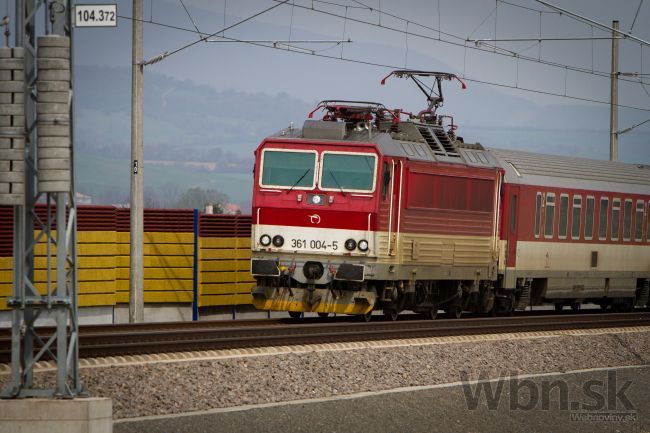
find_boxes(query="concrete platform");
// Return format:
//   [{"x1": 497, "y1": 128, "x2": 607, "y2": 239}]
[
  {"x1": 114, "y1": 365, "x2": 649, "y2": 433},
  {"x1": 0, "y1": 397, "x2": 112, "y2": 433}
]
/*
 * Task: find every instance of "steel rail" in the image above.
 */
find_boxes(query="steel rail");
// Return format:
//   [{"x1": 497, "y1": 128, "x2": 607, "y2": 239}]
[{"x1": 0, "y1": 312, "x2": 647, "y2": 363}]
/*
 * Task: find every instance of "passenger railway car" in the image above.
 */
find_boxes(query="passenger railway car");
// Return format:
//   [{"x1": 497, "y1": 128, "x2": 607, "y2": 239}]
[{"x1": 250, "y1": 70, "x2": 650, "y2": 319}]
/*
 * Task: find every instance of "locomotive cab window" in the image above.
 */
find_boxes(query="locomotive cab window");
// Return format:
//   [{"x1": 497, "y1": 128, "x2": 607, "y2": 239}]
[
  {"x1": 319, "y1": 152, "x2": 377, "y2": 193},
  {"x1": 544, "y1": 193, "x2": 555, "y2": 239},
  {"x1": 259, "y1": 149, "x2": 317, "y2": 190}
]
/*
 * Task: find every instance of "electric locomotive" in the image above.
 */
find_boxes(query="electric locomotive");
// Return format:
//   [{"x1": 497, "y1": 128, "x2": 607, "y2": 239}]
[{"x1": 250, "y1": 70, "x2": 650, "y2": 319}]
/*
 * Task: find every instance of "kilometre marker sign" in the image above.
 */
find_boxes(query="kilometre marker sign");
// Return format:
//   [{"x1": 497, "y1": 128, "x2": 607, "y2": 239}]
[{"x1": 74, "y1": 4, "x2": 117, "y2": 27}]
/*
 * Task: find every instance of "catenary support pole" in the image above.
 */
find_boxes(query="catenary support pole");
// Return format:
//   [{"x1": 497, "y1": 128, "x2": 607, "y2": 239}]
[
  {"x1": 610, "y1": 20, "x2": 619, "y2": 162},
  {"x1": 129, "y1": 0, "x2": 144, "y2": 323}
]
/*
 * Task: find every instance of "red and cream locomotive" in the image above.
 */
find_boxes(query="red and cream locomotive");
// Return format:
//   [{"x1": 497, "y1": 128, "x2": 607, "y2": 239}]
[{"x1": 250, "y1": 70, "x2": 650, "y2": 319}]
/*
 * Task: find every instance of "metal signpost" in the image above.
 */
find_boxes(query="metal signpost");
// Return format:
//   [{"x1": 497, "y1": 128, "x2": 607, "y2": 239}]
[{"x1": 1, "y1": 0, "x2": 114, "y2": 400}]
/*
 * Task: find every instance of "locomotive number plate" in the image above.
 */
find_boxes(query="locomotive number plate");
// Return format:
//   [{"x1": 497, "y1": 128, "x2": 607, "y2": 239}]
[{"x1": 291, "y1": 238, "x2": 339, "y2": 251}]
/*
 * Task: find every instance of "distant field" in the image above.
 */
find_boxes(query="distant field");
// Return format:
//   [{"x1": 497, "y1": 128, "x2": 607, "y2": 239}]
[{"x1": 75, "y1": 154, "x2": 253, "y2": 209}]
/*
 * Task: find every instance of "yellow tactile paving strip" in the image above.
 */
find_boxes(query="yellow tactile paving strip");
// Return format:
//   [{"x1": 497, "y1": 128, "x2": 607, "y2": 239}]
[{"x1": 1, "y1": 325, "x2": 648, "y2": 375}]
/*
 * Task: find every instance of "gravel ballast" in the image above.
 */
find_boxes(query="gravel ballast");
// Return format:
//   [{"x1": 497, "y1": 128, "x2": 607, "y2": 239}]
[{"x1": 2, "y1": 331, "x2": 649, "y2": 419}]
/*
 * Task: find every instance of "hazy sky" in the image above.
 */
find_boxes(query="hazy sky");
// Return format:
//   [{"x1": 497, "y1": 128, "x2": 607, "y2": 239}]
[
  {"x1": 122, "y1": 0, "x2": 650, "y2": 107},
  {"x1": 144, "y1": 2, "x2": 646, "y2": 101},
  {"x1": 7, "y1": 0, "x2": 650, "y2": 162}
]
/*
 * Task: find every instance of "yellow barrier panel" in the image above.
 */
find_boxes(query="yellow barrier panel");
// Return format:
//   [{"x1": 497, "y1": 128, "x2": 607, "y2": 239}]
[
  {"x1": 200, "y1": 293, "x2": 253, "y2": 307},
  {"x1": 197, "y1": 235, "x2": 254, "y2": 307},
  {"x1": 1, "y1": 215, "x2": 255, "y2": 311},
  {"x1": 201, "y1": 282, "x2": 254, "y2": 295}
]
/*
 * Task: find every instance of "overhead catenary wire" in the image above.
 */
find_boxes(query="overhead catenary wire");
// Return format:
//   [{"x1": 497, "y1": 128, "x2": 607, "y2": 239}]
[
  {"x1": 467, "y1": 4, "x2": 497, "y2": 40},
  {"x1": 175, "y1": 0, "x2": 349, "y2": 50},
  {"x1": 279, "y1": 0, "x2": 650, "y2": 87},
  {"x1": 618, "y1": 117, "x2": 650, "y2": 135},
  {"x1": 534, "y1": 0, "x2": 650, "y2": 47},
  {"x1": 288, "y1": 0, "x2": 295, "y2": 50},
  {"x1": 497, "y1": 0, "x2": 559, "y2": 15},
  {"x1": 630, "y1": 0, "x2": 644, "y2": 33},
  {"x1": 265, "y1": 0, "x2": 650, "y2": 88},
  {"x1": 178, "y1": 0, "x2": 205, "y2": 39},
  {"x1": 118, "y1": 15, "x2": 650, "y2": 114},
  {"x1": 141, "y1": 0, "x2": 291, "y2": 65},
  {"x1": 469, "y1": 36, "x2": 627, "y2": 42}
]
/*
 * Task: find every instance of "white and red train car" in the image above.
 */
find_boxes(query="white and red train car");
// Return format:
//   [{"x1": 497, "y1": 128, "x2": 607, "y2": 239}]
[
  {"x1": 250, "y1": 71, "x2": 650, "y2": 319},
  {"x1": 495, "y1": 148, "x2": 650, "y2": 311}
]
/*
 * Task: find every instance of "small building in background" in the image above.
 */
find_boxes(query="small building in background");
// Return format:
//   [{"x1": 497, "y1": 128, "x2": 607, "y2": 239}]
[
  {"x1": 223, "y1": 203, "x2": 241, "y2": 215},
  {"x1": 75, "y1": 191, "x2": 92, "y2": 205}
]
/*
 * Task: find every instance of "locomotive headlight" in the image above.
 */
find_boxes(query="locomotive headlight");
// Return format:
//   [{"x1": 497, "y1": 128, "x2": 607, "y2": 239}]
[
  {"x1": 358, "y1": 239, "x2": 369, "y2": 252},
  {"x1": 344, "y1": 238, "x2": 357, "y2": 251},
  {"x1": 259, "y1": 234, "x2": 272, "y2": 247},
  {"x1": 308, "y1": 194, "x2": 326, "y2": 205},
  {"x1": 272, "y1": 235, "x2": 285, "y2": 247}
]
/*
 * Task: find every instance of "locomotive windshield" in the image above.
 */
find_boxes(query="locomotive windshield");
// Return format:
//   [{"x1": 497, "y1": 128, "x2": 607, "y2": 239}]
[
  {"x1": 319, "y1": 152, "x2": 377, "y2": 192},
  {"x1": 260, "y1": 149, "x2": 317, "y2": 189}
]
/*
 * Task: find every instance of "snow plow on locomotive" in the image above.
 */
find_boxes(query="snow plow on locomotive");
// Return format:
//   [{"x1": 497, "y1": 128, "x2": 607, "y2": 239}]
[{"x1": 250, "y1": 70, "x2": 650, "y2": 319}]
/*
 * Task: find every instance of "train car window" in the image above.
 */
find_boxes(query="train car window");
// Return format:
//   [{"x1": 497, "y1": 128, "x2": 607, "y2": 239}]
[
  {"x1": 634, "y1": 200, "x2": 644, "y2": 242},
  {"x1": 647, "y1": 201, "x2": 650, "y2": 242},
  {"x1": 510, "y1": 194, "x2": 517, "y2": 233},
  {"x1": 558, "y1": 194, "x2": 569, "y2": 239},
  {"x1": 259, "y1": 149, "x2": 317, "y2": 190},
  {"x1": 319, "y1": 152, "x2": 377, "y2": 193},
  {"x1": 584, "y1": 196, "x2": 595, "y2": 240},
  {"x1": 623, "y1": 199, "x2": 633, "y2": 241},
  {"x1": 544, "y1": 193, "x2": 555, "y2": 239},
  {"x1": 611, "y1": 199, "x2": 621, "y2": 241},
  {"x1": 571, "y1": 196, "x2": 582, "y2": 240},
  {"x1": 598, "y1": 198, "x2": 609, "y2": 240},
  {"x1": 534, "y1": 193, "x2": 542, "y2": 238}
]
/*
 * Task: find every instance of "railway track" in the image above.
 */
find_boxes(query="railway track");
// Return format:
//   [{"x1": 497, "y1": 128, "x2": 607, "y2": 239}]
[{"x1": 0, "y1": 312, "x2": 648, "y2": 363}]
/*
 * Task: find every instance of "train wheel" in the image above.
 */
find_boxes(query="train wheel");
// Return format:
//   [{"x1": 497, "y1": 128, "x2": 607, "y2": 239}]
[
  {"x1": 425, "y1": 309, "x2": 438, "y2": 320},
  {"x1": 383, "y1": 309, "x2": 398, "y2": 321},
  {"x1": 289, "y1": 311, "x2": 302, "y2": 319},
  {"x1": 318, "y1": 312, "x2": 330, "y2": 318},
  {"x1": 361, "y1": 311, "x2": 373, "y2": 322},
  {"x1": 554, "y1": 303, "x2": 564, "y2": 312},
  {"x1": 446, "y1": 305, "x2": 462, "y2": 319},
  {"x1": 570, "y1": 302, "x2": 581, "y2": 312}
]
